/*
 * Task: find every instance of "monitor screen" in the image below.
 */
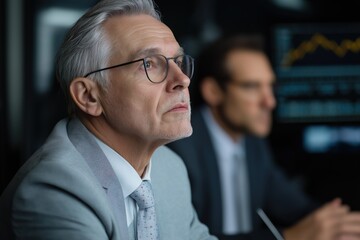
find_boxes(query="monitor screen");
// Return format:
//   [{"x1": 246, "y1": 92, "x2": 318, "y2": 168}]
[
  {"x1": 303, "y1": 125, "x2": 360, "y2": 153},
  {"x1": 273, "y1": 23, "x2": 360, "y2": 122}
]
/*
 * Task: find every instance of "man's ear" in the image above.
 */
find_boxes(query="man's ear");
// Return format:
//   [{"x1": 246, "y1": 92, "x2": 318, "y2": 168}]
[
  {"x1": 69, "y1": 78, "x2": 103, "y2": 116},
  {"x1": 200, "y1": 77, "x2": 224, "y2": 107}
]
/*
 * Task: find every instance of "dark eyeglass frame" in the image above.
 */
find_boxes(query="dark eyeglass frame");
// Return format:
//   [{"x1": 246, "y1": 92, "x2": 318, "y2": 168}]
[{"x1": 83, "y1": 54, "x2": 194, "y2": 83}]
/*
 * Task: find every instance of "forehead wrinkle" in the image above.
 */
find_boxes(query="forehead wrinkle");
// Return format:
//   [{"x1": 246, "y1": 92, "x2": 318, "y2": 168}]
[
  {"x1": 105, "y1": 14, "x2": 183, "y2": 64},
  {"x1": 122, "y1": 24, "x2": 177, "y2": 54}
]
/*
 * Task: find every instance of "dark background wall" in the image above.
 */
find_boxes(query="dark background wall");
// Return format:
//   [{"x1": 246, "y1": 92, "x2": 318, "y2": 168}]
[
  {"x1": 1, "y1": 0, "x2": 7, "y2": 192},
  {"x1": 1, "y1": 0, "x2": 360, "y2": 209}
]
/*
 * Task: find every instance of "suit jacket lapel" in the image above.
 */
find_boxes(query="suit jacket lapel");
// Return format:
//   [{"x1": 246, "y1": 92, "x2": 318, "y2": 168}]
[{"x1": 67, "y1": 118, "x2": 129, "y2": 239}]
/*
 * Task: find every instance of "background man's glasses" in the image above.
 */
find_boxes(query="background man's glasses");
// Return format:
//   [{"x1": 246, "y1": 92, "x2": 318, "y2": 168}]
[{"x1": 84, "y1": 54, "x2": 194, "y2": 83}]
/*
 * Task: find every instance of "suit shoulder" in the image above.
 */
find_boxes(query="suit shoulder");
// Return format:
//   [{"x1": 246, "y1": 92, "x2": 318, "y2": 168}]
[
  {"x1": 153, "y1": 145, "x2": 186, "y2": 166},
  {"x1": 152, "y1": 146, "x2": 188, "y2": 176},
  {"x1": 4, "y1": 119, "x2": 101, "y2": 210}
]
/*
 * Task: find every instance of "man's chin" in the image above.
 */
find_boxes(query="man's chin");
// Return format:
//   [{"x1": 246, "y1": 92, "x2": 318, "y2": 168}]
[
  {"x1": 163, "y1": 127, "x2": 193, "y2": 144},
  {"x1": 251, "y1": 125, "x2": 271, "y2": 138},
  {"x1": 175, "y1": 127, "x2": 193, "y2": 140}
]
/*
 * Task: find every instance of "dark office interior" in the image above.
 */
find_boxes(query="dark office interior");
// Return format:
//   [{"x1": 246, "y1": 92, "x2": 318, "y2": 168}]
[{"x1": 1, "y1": 0, "x2": 360, "y2": 211}]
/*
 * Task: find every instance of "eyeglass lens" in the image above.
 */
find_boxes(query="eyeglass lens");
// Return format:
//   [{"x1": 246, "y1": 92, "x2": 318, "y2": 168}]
[{"x1": 143, "y1": 55, "x2": 194, "y2": 83}]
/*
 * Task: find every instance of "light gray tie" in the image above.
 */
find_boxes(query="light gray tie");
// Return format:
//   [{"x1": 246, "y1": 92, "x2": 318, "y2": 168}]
[
  {"x1": 234, "y1": 152, "x2": 252, "y2": 233},
  {"x1": 130, "y1": 181, "x2": 159, "y2": 240}
]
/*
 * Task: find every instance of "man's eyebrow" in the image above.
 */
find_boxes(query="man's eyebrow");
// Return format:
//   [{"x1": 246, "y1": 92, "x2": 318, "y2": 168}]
[
  {"x1": 177, "y1": 47, "x2": 184, "y2": 56},
  {"x1": 130, "y1": 47, "x2": 185, "y2": 60},
  {"x1": 131, "y1": 48, "x2": 160, "y2": 59}
]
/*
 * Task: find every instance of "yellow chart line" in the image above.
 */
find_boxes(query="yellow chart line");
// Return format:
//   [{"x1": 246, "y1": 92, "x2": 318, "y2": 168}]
[{"x1": 282, "y1": 33, "x2": 360, "y2": 67}]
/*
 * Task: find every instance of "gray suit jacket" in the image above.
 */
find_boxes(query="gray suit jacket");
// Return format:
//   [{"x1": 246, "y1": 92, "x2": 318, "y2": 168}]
[{"x1": 0, "y1": 118, "x2": 216, "y2": 240}]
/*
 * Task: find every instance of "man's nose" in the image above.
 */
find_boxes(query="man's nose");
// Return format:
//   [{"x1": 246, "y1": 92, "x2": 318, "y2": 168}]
[
  {"x1": 166, "y1": 61, "x2": 191, "y2": 91},
  {"x1": 262, "y1": 86, "x2": 276, "y2": 109}
]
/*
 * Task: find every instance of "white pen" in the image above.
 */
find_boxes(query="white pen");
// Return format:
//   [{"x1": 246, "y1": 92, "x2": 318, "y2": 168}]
[{"x1": 256, "y1": 208, "x2": 284, "y2": 240}]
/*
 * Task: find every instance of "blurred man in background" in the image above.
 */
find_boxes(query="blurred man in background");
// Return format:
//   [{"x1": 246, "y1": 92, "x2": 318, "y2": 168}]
[{"x1": 168, "y1": 35, "x2": 360, "y2": 240}]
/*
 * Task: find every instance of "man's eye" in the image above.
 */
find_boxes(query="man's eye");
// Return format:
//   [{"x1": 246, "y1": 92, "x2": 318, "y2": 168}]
[
  {"x1": 175, "y1": 60, "x2": 183, "y2": 67},
  {"x1": 144, "y1": 60, "x2": 153, "y2": 69},
  {"x1": 144, "y1": 56, "x2": 162, "y2": 70},
  {"x1": 240, "y1": 83, "x2": 260, "y2": 90}
]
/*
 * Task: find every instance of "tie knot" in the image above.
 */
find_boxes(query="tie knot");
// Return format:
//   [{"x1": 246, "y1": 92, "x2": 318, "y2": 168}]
[{"x1": 130, "y1": 181, "x2": 155, "y2": 210}]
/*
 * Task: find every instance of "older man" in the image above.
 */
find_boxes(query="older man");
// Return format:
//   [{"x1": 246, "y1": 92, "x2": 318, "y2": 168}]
[{"x1": 0, "y1": 0, "x2": 216, "y2": 239}]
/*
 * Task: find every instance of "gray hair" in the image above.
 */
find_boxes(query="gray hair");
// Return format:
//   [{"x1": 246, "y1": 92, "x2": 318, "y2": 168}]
[{"x1": 56, "y1": 0, "x2": 161, "y2": 114}]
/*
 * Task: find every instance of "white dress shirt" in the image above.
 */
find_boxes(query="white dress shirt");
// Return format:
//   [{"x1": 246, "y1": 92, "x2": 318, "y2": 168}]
[{"x1": 93, "y1": 136, "x2": 152, "y2": 227}]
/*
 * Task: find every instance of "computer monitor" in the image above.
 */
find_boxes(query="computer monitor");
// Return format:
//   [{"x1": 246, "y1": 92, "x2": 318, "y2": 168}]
[
  {"x1": 273, "y1": 23, "x2": 360, "y2": 123},
  {"x1": 270, "y1": 23, "x2": 360, "y2": 208}
]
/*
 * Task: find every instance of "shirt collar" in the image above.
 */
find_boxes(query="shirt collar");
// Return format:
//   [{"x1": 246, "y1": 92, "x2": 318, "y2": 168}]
[
  {"x1": 92, "y1": 135, "x2": 152, "y2": 198},
  {"x1": 201, "y1": 106, "x2": 245, "y2": 158}
]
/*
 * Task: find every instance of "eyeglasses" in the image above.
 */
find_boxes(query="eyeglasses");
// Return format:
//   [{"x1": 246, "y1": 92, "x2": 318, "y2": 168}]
[{"x1": 83, "y1": 54, "x2": 194, "y2": 83}]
